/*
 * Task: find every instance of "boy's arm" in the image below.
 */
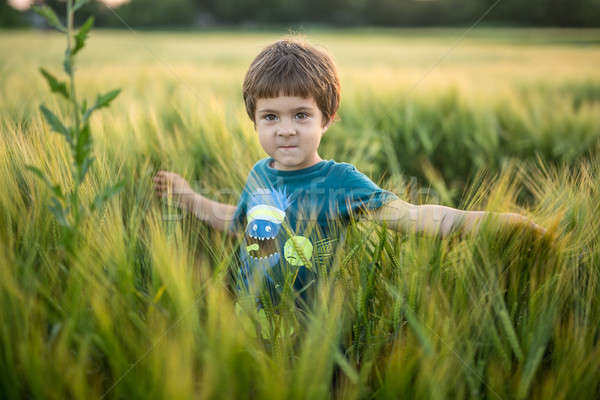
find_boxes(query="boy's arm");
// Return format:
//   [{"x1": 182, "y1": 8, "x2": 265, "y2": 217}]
[
  {"x1": 153, "y1": 170, "x2": 238, "y2": 234},
  {"x1": 367, "y1": 199, "x2": 546, "y2": 238},
  {"x1": 182, "y1": 193, "x2": 237, "y2": 233}
]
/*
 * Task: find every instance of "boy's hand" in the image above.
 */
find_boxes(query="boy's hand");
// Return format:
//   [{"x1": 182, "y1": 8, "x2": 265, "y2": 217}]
[
  {"x1": 503, "y1": 212, "x2": 548, "y2": 238},
  {"x1": 152, "y1": 171, "x2": 194, "y2": 208}
]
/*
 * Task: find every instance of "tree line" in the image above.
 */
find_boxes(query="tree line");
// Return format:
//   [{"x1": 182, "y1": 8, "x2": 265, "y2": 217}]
[{"x1": 3, "y1": 0, "x2": 599, "y2": 28}]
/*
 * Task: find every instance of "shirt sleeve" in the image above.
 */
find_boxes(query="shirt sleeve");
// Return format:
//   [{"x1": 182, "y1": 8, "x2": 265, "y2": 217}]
[
  {"x1": 334, "y1": 164, "x2": 399, "y2": 220},
  {"x1": 228, "y1": 188, "x2": 248, "y2": 234},
  {"x1": 227, "y1": 160, "x2": 266, "y2": 234},
  {"x1": 228, "y1": 170, "x2": 255, "y2": 234}
]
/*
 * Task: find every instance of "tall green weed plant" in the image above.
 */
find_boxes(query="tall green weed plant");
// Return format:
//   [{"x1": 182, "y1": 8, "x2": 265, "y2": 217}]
[{"x1": 27, "y1": 0, "x2": 124, "y2": 258}]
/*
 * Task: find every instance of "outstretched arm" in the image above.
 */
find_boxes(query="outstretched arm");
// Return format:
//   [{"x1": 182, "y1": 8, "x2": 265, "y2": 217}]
[
  {"x1": 153, "y1": 170, "x2": 237, "y2": 233},
  {"x1": 183, "y1": 193, "x2": 237, "y2": 233},
  {"x1": 366, "y1": 199, "x2": 546, "y2": 238}
]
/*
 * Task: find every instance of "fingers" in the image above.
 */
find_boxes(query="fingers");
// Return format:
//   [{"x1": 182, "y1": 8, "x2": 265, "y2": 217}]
[
  {"x1": 153, "y1": 171, "x2": 171, "y2": 186},
  {"x1": 152, "y1": 171, "x2": 189, "y2": 202},
  {"x1": 153, "y1": 171, "x2": 179, "y2": 184},
  {"x1": 153, "y1": 170, "x2": 167, "y2": 183},
  {"x1": 152, "y1": 171, "x2": 167, "y2": 199}
]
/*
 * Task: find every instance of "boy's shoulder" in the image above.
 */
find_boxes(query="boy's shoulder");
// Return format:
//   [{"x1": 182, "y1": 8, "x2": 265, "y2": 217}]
[
  {"x1": 249, "y1": 158, "x2": 363, "y2": 191},
  {"x1": 334, "y1": 161, "x2": 359, "y2": 173},
  {"x1": 249, "y1": 157, "x2": 357, "y2": 175}
]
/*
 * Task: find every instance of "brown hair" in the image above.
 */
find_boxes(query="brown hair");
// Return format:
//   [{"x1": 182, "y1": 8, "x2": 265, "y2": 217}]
[{"x1": 242, "y1": 37, "x2": 341, "y2": 128}]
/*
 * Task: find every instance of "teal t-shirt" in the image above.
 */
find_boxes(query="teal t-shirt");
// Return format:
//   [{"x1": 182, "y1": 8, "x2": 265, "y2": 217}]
[{"x1": 228, "y1": 157, "x2": 398, "y2": 308}]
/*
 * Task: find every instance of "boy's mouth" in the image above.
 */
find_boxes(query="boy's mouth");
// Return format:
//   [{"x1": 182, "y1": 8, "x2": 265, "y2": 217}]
[{"x1": 245, "y1": 233, "x2": 278, "y2": 260}]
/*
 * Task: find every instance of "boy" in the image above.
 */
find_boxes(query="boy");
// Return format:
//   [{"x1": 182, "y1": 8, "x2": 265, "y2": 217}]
[{"x1": 152, "y1": 38, "x2": 545, "y2": 307}]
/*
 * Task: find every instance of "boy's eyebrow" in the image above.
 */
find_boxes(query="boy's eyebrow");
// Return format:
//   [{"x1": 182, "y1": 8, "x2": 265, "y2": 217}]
[{"x1": 256, "y1": 106, "x2": 315, "y2": 113}]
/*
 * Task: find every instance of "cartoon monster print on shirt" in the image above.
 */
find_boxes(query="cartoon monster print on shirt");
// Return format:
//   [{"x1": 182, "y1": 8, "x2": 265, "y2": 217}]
[
  {"x1": 242, "y1": 187, "x2": 292, "y2": 268},
  {"x1": 239, "y1": 186, "x2": 322, "y2": 293}
]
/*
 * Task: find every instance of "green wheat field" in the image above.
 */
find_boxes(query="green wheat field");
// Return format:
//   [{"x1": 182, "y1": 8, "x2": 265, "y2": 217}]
[{"x1": 1, "y1": 28, "x2": 600, "y2": 399}]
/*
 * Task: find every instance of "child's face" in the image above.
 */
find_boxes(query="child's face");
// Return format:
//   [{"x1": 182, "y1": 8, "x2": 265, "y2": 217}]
[{"x1": 255, "y1": 95, "x2": 330, "y2": 171}]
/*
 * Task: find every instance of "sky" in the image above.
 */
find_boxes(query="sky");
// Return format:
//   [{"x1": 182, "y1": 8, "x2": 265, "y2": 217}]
[{"x1": 8, "y1": 0, "x2": 130, "y2": 11}]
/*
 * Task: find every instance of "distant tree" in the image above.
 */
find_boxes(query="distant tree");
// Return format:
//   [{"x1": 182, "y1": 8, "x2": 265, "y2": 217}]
[
  {"x1": 99, "y1": 0, "x2": 198, "y2": 28},
  {"x1": 5, "y1": 0, "x2": 600, "y2": 28},
  {"x1": 493, "y1": 0, "x2": 600, "y2": 27},
  {"x1": 1, "y1": 0, "x2": 27, "y2": 27}
]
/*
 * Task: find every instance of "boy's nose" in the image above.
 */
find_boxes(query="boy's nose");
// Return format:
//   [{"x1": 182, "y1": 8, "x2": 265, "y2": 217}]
[
  {"x1": 276, "y1": 124, "x2": 296, "y2": 136},
  {"x1": 277, "y1": 129, "x2": 296, "y2": 136}
]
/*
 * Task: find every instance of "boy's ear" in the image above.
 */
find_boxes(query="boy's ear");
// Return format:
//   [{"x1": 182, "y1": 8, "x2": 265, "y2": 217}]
[{"x1": 322, "y1": 114, "x2": 335, "y2": 133}]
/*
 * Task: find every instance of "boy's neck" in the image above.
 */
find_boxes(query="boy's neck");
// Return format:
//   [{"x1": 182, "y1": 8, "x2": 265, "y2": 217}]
[{"x1": 269, "y1": 155, "x2": 323, "y2": 171}]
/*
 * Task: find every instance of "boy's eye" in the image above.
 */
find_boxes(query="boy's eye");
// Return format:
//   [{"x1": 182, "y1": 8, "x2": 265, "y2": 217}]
[
  {"x1": 295, "y1": 112, "x2": 308, "y2": 120},
  {"x1": 264, "y1": 114, "x2": 277, "y2": 121}
]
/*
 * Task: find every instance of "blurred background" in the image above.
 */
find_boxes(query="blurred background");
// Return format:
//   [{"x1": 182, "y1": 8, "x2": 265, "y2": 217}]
[
  {"x1": 2, "y1": 0, "x2": 600, "y2": 204},
  {"x1": 1, "y1": 2, "x2": 600, "y2": 399},
  {"x1": 3, "y1": 0, "x2": 600, "y2": 28}
]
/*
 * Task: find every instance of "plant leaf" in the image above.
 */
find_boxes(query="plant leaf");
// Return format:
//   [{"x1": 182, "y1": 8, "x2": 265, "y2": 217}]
[
  {"x1": 32, "y1": 5, "x2": 66, "y2": 33},
  {"x1": 72, "y1": 16, "x2": 94, "y2": 56},
  {"x1": 78, "y1": 156, "x2": 95, "y2": 185},
  {"x1": 91, "y1": 179, "x2": 126, "y2": 212},
  {"x1": 49, "y1": 197, "x2": 70, "y2": 227},
  {"x1": 95, "y1": 89, "x2": 121, "y2": 110},
  {"x1": 39, "y1": 105, "x2": 73, "y2": 145},
  {"x1": 39, "y1": 68, "x2": 69, "y2": 100},
  {"x1": 25, "y1": 164, "x2": 65, "y2": 200},
  {"x1": 73, "y1": 0, "x2": 90, "y2": 12},
  {"x1": 74, "y1": 123, "x2": 93, "y2": 168},
  {"x1": 63, "y1": 52, "x2": 73, "y2": 75},
  {"x1": 83, "y1": 88, "x2": 121, "y2": 123}
]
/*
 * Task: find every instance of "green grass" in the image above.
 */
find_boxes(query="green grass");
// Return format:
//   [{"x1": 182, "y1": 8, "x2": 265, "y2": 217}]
[{"x1": 1, "y1": 28, "x2": 599, "y2": 399}]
